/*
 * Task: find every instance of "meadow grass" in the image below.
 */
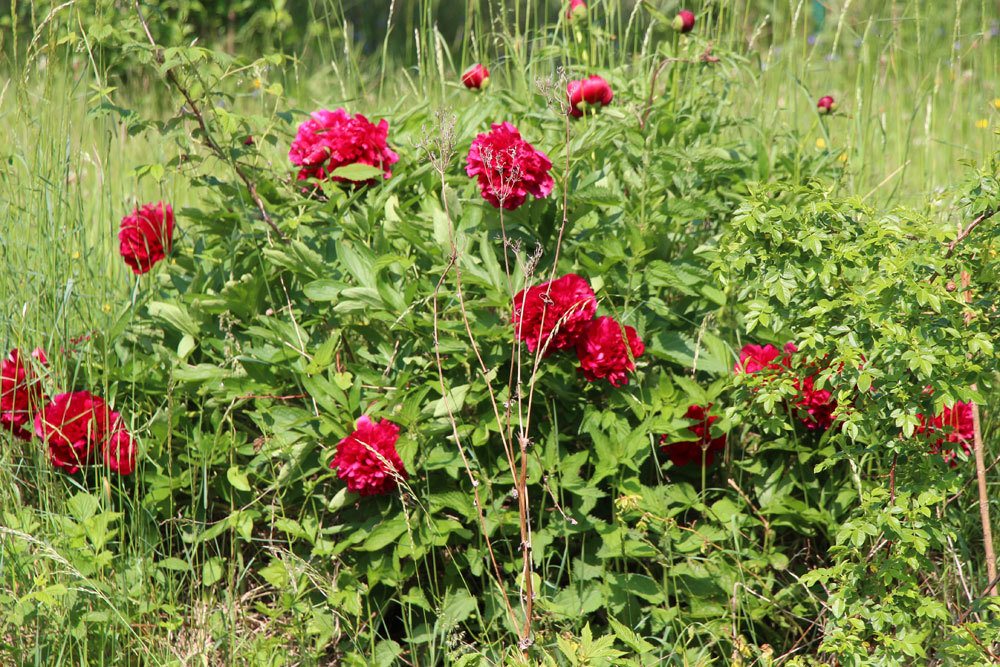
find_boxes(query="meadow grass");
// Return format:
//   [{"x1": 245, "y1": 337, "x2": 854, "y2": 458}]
[{"x1": 1, "y1": 0, "x2": 998, "y2": 663}]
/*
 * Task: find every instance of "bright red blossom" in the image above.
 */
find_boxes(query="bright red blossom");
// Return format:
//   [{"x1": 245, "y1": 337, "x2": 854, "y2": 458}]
[
  {"x1": 794, "y1": 375, "x2": 837, "y2": 431},
  {"x1": 34, "y1": 391, "x2": 112, "y2": 474},
  {"x1": 817, "y1": 96, "x2": 837, "y2": 114},
  {"x1": 288, "y1": 108, "x2": 399, "y2": 184},
  {"x1": 1, "y1": 349, "x2": 45, "y2": 441},
  {"x1": 660, "y1": 404, "x2": 727, "y2": 466},
  {"x1": 119, "y1": 202, "x2": 174, "y2": 274},
  {"x1": 331, "y1": 416, "x2": 408, "y2": 496},
  {"x1": 466, "y1": 122, "x2": 554, "y2": 210},
  {"x1": 103, "y1": 412, "x2": 137, "y2": 476},
  {"x1": 461, "y1": 64, "x2": 490, "y2": 90},
  {"x1": 567, "y1": 75, "x2": 614, "y2": 117},
  {"x1": 575, "y1": 316, "x2": 645, "y2": 387},
  {"x1": 513, "y1": 274, "x2": 597, "y2": 354},
  {"x1": 735, "y1": 342, "x2": 796, "y2": 374},
  {"x1": 916, "y1": 401, "x2": 974, "y2": 466}
]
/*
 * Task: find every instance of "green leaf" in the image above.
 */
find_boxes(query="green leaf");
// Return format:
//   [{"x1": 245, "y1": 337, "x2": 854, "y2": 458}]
[
  {"x1": 330, "y1": 163, "x2": 385, "y2": 181},
  {"x1": 202, "y1": 557, "x2": 225, "y2": 586},
  {"x1": 227, "y1": 466, "x2": 251, "y2": 492}
]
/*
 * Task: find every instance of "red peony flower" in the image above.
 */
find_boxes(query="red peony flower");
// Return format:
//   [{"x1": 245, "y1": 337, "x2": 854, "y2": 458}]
[
  {"x1": 466, "y1": 121, "x2": 554, "y2": 210},
  {"x1": 734, "y1": 342, "x2": 796, "y2": 374},
  {"x1": 673, "y1": 9, "x2": 696, "y2": 33},
  {"x1": 513, "y1": 274, "x2": 597, "y2": 355},
  {"x1": 35, "y1": 391, "x2": 112, "y2": 474},
  {"x1": 330, "y1": 416, "x2": 408, "y2": 496},
  {"x1": 660, "y1": 403, "x2": 727, "y2": 466},
  {"x1": 288, "y1": 108, "x2": 399, "y2": 184},
  {"x1": 917, "y1": 401, "x2": 974, "y2": 466},
  {"x1": 567, "y1": 75, "x2": 614, "y2": 118},
  {"x1": 566, "y1": 0, "x2": 587, "y2": 20},
  {"x1": 461, "y1": 63, "x2": 490, "y2": 90},
  {"x1": 576, "y1": 316, "x2": 645, "y2": 387},
  {"x1": 794, "y1": 374, "x2": 837, "y2": 430},
  {"x1": 817, "y1": 96, "x2": 837, "y2": 114},
  {"x1": 119, "y1": 202, "x2": 174, "y2": 275},
  {"x1": 102, "y1": 412, "x2": 136, "y2": 476},
  {"x1": 1, "y1": 349, "x2": 45, "y2": 441}
]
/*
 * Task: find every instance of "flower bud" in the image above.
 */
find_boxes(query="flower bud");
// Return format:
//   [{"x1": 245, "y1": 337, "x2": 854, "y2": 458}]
[
  {"x1": 461, "y1": 63, "x2": 490, "y2": 90},
  {"x1": 567, "y1": 75, "x2": 614, "y2": 118},
  {"x1": 672, "y1": 10, "x2": 696, "y2": 33},
  {"x1": 566, "y1": 0, "x2": 587, "y2": 21},
  {"x1": 817, "y1": 95, "x2": 837, "y2": 114}
]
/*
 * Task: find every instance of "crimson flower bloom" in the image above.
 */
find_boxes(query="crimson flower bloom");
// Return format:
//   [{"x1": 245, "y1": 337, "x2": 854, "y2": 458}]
[
  {"x1": 330, "y1": 416, "x2": 408, "y2": 496},
  {"x1": 461, "y1": 64, "x2": 490, "y2": 90},
  {"x1": 119, "y1": 202, "x2": 174, "y2": 275},
  {"x1": 916, "y1": 401, "x2": 974, "y2": 466},
  {"x1": 817, "y1": 96, "x2": 837, "y2": 114},
  {"x1": 660, "y1": 404, "x2": 726, "y2": 466},
  {"x1": 1, "y1": 349, "x2": 45, "y2": 441},
  {"x1": 794, "y1": 374, "x2": 837, "y2": 430},
  {"x1": 566, "y1": 0, "x2": 587, "y2": 20},
  {"x1": 567, "y1": 75, "x2": 614, "y2": 118},
  {"x1": 103, "y1": 412, "x2": 137, "y2": 476},
  {"x1": 513, "y1": 274, "x2": 597, "y2": 355},
  {"x1": 288, "y1": 108, "x2": 399, "y2": 184},
  {"x1": 35, "y1": 391, "x2": 112, "y2": 474},
  {"x1": 673, "y1": 9, "x2": 696, "y2": 33},
  {"x1": 576, "y1": 316, "x2": 645, "y2": 387},
  {"x1": 734, "y1": 342, "x2": 796, "y2": 374},
  {"x1": 466, "y1": 121, "x2": 554, "y2": 210}
]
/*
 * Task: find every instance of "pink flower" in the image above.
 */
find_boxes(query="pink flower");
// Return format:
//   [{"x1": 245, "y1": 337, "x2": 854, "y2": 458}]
[
  {"x1": 575, "y1": 316, "x2": 645, "y2": 387},
  {"x1": 1, "y1": 349, "x2": 45, "y2": 441},
  {"x1": 917, "y1": 401, "x2": 975, "y2": 466},
  {"x1": 513, "y1": 274, "x2": 597, "y2": 355},
  {"x1": 330, "y1": 416, "x2": 408, "y2": 496},
  {"x1": 119, "y1": 202, "x2": 174, "y2": 275},
  {"x1": 35, "y1": 391, "x2": 112, "y2": 474},
  {"x1": 566, "y1": 0, "x2": 587, "y2": 20},
  {"x1": 567, "y1": 75, "x2": 614, "y2": 118},
  {"x1": 734, "y1": 342, "x2": 796, "y2": 374},
  {"x1": 288, "y1": 108, "x2": 399, "y2": 184},
  {"x1": 466, "y1": 121, "x2": 554, "y2": 210},
  {"x1": 817, "y1": 96, "x2": 837, "y2": 114},
  {"x1": 461, "y1": 64, "x2": 490, "y2": 90},
  {"x1": 660, "y1": 404, "x2": 727, "y2": 466},
  {"x1": 673, "y1": 9, "x2": 696, "y2": 33},
  {"x1": 103, "y1": 412, "x2": 136, "y2": 476}
]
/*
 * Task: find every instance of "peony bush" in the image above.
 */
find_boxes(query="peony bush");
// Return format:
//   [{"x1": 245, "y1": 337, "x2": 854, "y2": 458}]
[{"x1": 2, "y1": 2, "x2": 998, "y2": 665}]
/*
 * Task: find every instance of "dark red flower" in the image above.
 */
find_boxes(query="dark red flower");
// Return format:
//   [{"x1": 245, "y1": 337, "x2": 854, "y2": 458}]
[
  {"x1": 1, "y1": 349, "x2": 45, "y2": 441},
  {"x1": 243, "y1": 135, "x2": 255, "y2": 146},
  {"x1": 576, "y1": 316, "x2": 645, "y2": 387},
  {"x1": 288, "y1": 108, "x2": 399, "y2": 184},
  {"x1": 916, "y1": 401, "x2": 974, "y2": 466},
  {"x1": 461, "y1": 64, "x2": 490, "y2": 90},
  {"x1": 119, "y1": 202, "x2": 174, "y2": 275},
  {"x1": 513, "y1": 274, "x2": 597, "y2": 354},
  {"x1": 794, "y1": 374, "x2": 837, "y2": 430},
  {"x1": 330, "y1": 416, "x2": 408, "y2": 496},
  {"x1": 567, "y1": 75, "x2": 614, "y2": 118},
  {"x1": 102, "y1": 412, "x2": 136, "y2": 476},
  {"x1": 466, "y1": 121, "x2": 554, "y2": 210},
  {"x1": 660, "y1": 404, "x2": 727, "y2": 466},
  {"x1": 566, "y1": 0, "x2": 587, "y2": 20},
  {"x1": 673, "y1": 9, "x2": 696, "y2": 33},
  {"x1": 35, "y1": 391, "x2": 112, "y2": 474},
  {"x1": 734, "y1": 342, "x2": 796, "y2": 374},
  {"x1": 817, "y1": 96, "x2": 837, "y2": 114}
]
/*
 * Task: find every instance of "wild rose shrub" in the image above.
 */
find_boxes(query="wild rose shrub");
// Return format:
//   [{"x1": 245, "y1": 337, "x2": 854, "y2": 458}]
[{"x1": 13, "y1": 23, "x2": 996, "y2": 666}]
